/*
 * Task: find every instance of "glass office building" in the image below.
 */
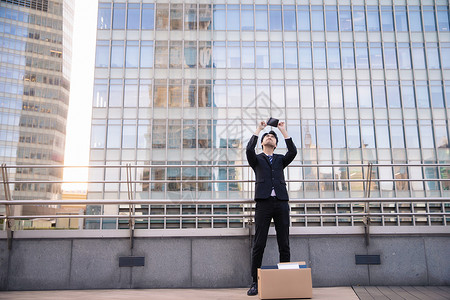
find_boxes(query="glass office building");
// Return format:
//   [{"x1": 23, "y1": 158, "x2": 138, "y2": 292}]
[
  {"x1": 88, "y1": 0, "x2": 449, "y2": 228},
  {"x1": 0, "y1": 0, "x2": 74, "y2": 210}
]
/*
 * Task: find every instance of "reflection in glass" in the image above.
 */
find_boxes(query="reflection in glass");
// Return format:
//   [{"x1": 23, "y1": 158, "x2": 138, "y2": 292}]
[
  {"x1": 168, "y1": 120, "x2": 181, "y2": 148},
  {"x1": 125, "y1": 41, "x2": 139, "y2": 68},
  {"x1": 156, "y1": 4, "x2": 169, "y2": 30},
  {"x1": 255, "y1": 5, "x2": 268, "y2": 31},
  {"x1": 111, "y1": 41, "x2": 124, "y2": 68},
  {"x1": 185, "y1": 4, "x2": 197, "y2": 30},
  {"x1": 227, "y1": 5, "x2": 240, "y2": 31},
  {"x1": 184, "y1": 41, "x2": 196, "y2": 68},
  {"x1": 112, "y1": 3, "x2": 125, "y2": 30},
  {"x1": 155, "y1": 41, "x2": 168, "y2": 68},
  {"x1": 142, "y1": 4, "x2": 155, "y2": 30},
  {"x1": 269, "y1": 5, "x2": 282, "y2": 31},
  {"x1": 127, "y1": 4, "x2": 140, "y2": 30},
  {"x1": 169, "y1": 41, "x2": 182, "y2": 69},
  {"x1": 152, "y1": 120, "x2": 166, "y2": 148}
]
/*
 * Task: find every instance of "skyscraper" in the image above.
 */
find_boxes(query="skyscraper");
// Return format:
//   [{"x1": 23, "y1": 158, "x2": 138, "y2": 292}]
[
  {"x1": 0, "y1": 0, "x2": 74, "y2": 217},
  {"x1": 88, "y1": 1, "x2": 449, "y2": 229}
]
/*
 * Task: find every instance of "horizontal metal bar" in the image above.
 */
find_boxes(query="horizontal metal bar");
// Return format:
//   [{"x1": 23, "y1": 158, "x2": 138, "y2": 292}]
[
  {"x1": 1, "y1": 227, "x2": 449, "y2": 240},
  {"x1": 6, "y1": 178, "x2": 450, "y2": 184},
  {"x1": 3, "y1": 163, "x2": 449, "y2": 169},
  {"x1": 1, "y1": 212, "x2": 448, "y2": 220},
  {"x1": 0, "y1": 198, "x2": 449, "y2": 205}
]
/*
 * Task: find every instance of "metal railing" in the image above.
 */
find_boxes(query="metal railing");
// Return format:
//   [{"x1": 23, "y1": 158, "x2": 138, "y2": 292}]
[{"x1": 1, "y1": 163, "x2": 449, "y2": 247}]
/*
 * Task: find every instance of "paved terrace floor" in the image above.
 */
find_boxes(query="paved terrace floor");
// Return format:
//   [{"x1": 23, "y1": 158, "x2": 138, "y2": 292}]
[{"x1": 0, "y1": 286, "x2": 449, "y2": 300}]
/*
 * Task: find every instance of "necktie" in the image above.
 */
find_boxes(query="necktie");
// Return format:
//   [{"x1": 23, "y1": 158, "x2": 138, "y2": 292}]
[{"x1": 268, "y1": 156, "x2": 273, "y2": 164}]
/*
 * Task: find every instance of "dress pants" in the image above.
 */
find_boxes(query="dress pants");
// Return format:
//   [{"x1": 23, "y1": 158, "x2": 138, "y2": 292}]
[{"x1": 250, "y1": 196, "x2": 290, "y2": 282}]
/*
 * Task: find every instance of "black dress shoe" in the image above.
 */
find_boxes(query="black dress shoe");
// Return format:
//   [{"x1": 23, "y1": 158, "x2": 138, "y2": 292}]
[{"x1": 247, "y1": 282, "x2": 258, "y2": 296}]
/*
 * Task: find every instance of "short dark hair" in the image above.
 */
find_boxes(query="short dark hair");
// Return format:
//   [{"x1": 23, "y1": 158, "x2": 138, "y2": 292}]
[{"x1": 261, "y1": 130, "x2": 278, "y2": 148}]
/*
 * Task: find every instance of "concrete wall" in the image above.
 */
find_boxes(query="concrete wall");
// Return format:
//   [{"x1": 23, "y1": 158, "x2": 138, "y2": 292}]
[{"x1": 0, "y1": 234, "x2": 449, "y2": 290}]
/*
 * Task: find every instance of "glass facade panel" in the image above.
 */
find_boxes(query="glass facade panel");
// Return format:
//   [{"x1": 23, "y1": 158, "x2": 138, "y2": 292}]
[{"x1": 86, "y1": 1, "x2": 450, "y2": 230}]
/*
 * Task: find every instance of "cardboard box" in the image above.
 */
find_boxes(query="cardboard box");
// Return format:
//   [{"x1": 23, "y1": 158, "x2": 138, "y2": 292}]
[{"x1": 258, "y1": 262, "x2": 312, "y2": 299}]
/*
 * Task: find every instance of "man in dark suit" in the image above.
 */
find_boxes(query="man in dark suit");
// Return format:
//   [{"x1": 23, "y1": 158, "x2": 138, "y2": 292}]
[{"x1": 246, "y1": 120, "x2": 297, "y2": 296}]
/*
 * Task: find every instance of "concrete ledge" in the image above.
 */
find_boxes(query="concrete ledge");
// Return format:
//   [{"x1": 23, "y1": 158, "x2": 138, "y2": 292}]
[{"x1": 0, "y1": 234, "x2": 449, "y2": 290}]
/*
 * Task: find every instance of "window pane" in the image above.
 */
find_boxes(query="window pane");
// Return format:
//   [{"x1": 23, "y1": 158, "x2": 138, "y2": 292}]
[
  {"x1": 415, "y1": 85, "x2": 430, "y2": 108},
  {"x1": 297, "y1": 8, "x2": 310, "y2": 31},
  {"x1": 140, "y1": 42, "x2": 153, "y2": 68},
  {"x1": 122, "y1": 125, "x2": 136, "y2": 148},
  {"x1": 327, "y1": 47, "x2": 340, "y2": 69},
  {"x1": 270, "y1": 45, "x2": 283, "y2": 68},
  {"x1": 423, "y1": 8, "x2": 436, "y2": 31},
  {"x1": 311, "y1": 8, "x2": 324, "y2": 31},
  {"x1": 325, "y1": 6, "x2": 338, "y2": 31},
  {"x1": 285, "y1": 47, "x2": 298, "y2": 68},
  {"x1": 127, "y1": 6, "x2": 140, "y2": 30},
  {"x1": 313, "y1": 45, "x2": 326, "y2": 69},
  {"x1": 361, "y1": 124, "x2": 375, "y2": 148},
  {"x1": 142, "y1": 5, "x2": 155, "y2": 30},
  {"x1": 256, "y1": 46, "x2": 269, "y2": 68},
  {"x1": 381, "y1": 8, "x2": 394, "y2": 31},
  {"x1": 126, "y1": 42, "x2": 139, "y2": 68},
  {"x1": 107, "y1": 125, "x2": 121, "y2": 148},
  {"x1": 242, "y1": 46, "x2": 255, "y2": 68},
  {"x1": 269, "y1": 7, "x2": 282, "y2": 31},
  {"x1": 227, "y1": 9, "x2": 240, "y2": 31},
  {"x1": 353, "y1": 8, "x2": 366, "y2": 31},
  {"x1": 185, "y1": 41, "x2": 197, "y2": 68},
  {"x1": 390, "y1": 124, "x2": 405, "y2": 148},
  {"x1": 283, "y1": 10, "x2": 296, "y2": 31},
  {"x1": 367, "y1": 7, "x2": 380, "y2": 31},
  {"x1": 317, "y1": 124, "x2": 331, "y2": 148},
  {"x1": 401, "y1": 84, "x2": 415, "y2": 108},
  {"x1": 339, "y1": 7, "x2": 352, "y2": 31},
  {"x1": 124, "y1": 82, "x2": 138, "y2": 107},
  {"x1": 228, "y1": 44, "x2": 240, "y2": 68},
  {"x1": 373, "y1": 85, "x2": 386, "y2": 108},
  {"x1": 398, "y1": 47, "x2": 411, "y2": 69},
  {"x1": 332, "y1": 125, "x2": 346, "y2": 148},
  {"x1": 405, "y1": 124, "x2": 419, "y2": 148},
  {"x1": 98, "y1": 4, "x2": 111, "y2": 29},
  {"x1": 344, "y1": 83, "x2": 357, "y2": 107},
  {"x1": 376, "y1": 124, "x2": 390, "y2": 148},
  {"x1": 347, "y1": 126, "x2": 360, "y2": 148},
  {"x1": 384, "y1": 47, "x2": 397, "y2": 69},
  {"x1": 355, "y1": 45, "x2": 369, "y2": 68},
  {"x1": 255, "y1": 6, "x2": 268, "y2": 31},
  {"x1": 341, "y1": 47, "x2": 355, "y2": 69},
  {"x1": 111, "y1": 42, "x2": 124, "y2": 68},
  {"x1": 112, "y1": 4, "x2": 125, "y2": 29},
  {"x1": 299, "y1": 46, "x2": 312, "y2": 68},
  {"x1": 329, "y1": 85, "x2": 343, "y2": 107},
  {"x1": 408, "y1": 9, "x2": 422, "y2": 31},
  {"x1": 91, "y1": 125, "x2": 106, "y2": 148},
  {"x1": 387, "y1": 84, "x2": 401, "y2": 108},
  {"x1": 95, "y1": 44, "x2": 109, "y2": 67},
  {"x1": 156, "y1": 4, "x2": 169, "y2": 30},
  {"x1": 213, "y1": 42, "x2": 226, "y2": 68},
  {"x1": 395, "y1": 8, "x2": 408, "y2": 31},
  {"x1": 213, "y1": 6, "x2": 225, "y2": 30},
  {"x1": 185, "y1": 4, "x2": 197, "y2": 30},
  {"x1": 93, "y1": 83, "x2": 108, "y2": 108},
  {"x1": 420, "y1": 124, "x2": 435, "y2": 148},
  {"x1": 430, "y1": 85, "x2": 444, "y2": 108},
  {"x1": 109, "y1": 82, "x2": 123, "y2": 107},
  {"x1": 242, "y1": 10, "x2": 254, "y2": 31},
  {"x1": 138, "y1": 125, "x2": 150, "y2": 148},
  {"x1": 412, "y1": 46, "x2": 425, "y2": 69},
  {"x1": 437, "y1": 8, "x2": 449, "y2": 31},
  {"x1": 370, "y1": 45, "x2": 383, "y2": 69},
  {"x1": 426, "y1": 46, "x2": 440, "y2": 69}
]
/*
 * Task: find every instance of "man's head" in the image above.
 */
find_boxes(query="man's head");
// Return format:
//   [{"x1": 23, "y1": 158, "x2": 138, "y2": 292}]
[{"x1": 261, "y1": 130, "x2": 278, "y2": 150}]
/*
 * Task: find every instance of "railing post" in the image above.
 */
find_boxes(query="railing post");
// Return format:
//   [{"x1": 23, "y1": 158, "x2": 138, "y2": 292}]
[
  {"x1": 364, "y1": 163, "x2": 373, "y2": 246},
  {"x1": 126, "y1": 164, "x2": 135, "y2": 249},
  {"x1": 1, "y1": 163, "x2": 14, "y2": 250}
]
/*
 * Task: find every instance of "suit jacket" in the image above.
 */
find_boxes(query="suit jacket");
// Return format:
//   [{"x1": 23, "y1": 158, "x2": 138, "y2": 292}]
[{"x1": 246, "y1": 135, "x2": 297, "y2": 201}]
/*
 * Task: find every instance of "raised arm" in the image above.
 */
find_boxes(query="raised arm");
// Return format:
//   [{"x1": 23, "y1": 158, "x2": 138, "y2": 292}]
[
  {"x1": 278, "y1": 122, "x2": 297, "y2": 168},
  {"x1": 246, "y1": 121, "x2": 266, "y2": 169}
]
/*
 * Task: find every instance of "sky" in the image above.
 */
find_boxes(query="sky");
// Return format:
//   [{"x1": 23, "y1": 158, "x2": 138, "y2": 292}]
[{"x1": 62, "y1": 0, "x2": 98, "y2": 192}]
